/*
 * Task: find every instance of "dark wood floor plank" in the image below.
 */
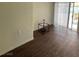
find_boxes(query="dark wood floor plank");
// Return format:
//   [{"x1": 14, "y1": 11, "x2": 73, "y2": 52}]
[{"x1": 1, "y1": 25, "x2": 79, "y2": 57}]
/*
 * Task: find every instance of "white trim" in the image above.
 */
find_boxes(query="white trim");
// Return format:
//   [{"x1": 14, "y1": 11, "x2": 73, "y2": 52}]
[{"x1": 0, "y1": 37, "x2": 33, "y2": 56}]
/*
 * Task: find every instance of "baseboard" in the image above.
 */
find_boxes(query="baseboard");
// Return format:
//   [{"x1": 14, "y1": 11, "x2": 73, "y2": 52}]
[
  {"x1": 0, "y1": 37, "x2": 33, "y2": 56},
  {"x1": 0, "y1": 24, "x2": 54, "y2": 56}
]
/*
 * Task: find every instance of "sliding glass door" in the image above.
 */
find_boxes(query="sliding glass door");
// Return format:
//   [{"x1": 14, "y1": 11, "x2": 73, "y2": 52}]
[
  {"x1": 68, "y1": 2, "x2": 79, "y2": 31},
  {"x1": 54, "y1": 2, "x2": 70, "y2": 27}
]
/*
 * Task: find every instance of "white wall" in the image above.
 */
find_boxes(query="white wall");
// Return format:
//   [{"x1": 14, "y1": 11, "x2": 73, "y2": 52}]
[
  {"x1": 0, "y1": 2, "x2": 33, "y2": 55},
  {"x1": 54, "y1": 2, "x2": 69, "y2": 27},
  {"x1": 0, "y1": 2, "x2": 55, "y2": 55},
  {"x1": 33, "y1": 2, "x2": 54, "y2": 30}
]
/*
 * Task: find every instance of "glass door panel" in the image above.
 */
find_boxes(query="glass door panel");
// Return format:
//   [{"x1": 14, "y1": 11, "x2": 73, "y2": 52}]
[{"x1": 68, "y1": 3, "x2": 79, "y2": 31}]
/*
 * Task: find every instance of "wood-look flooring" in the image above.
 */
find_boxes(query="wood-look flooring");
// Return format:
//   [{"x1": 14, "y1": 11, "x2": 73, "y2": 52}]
[{"x1": 1, "y1": 25, "x2": 79, "y2": 57}]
